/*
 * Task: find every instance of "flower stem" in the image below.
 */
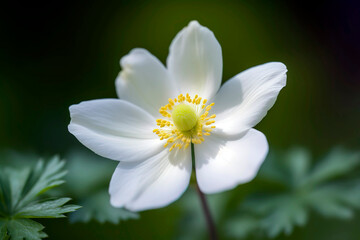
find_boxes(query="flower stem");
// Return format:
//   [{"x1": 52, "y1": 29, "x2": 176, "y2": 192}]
[
  {"x1": 195, "y1": 183, "x2": 218, "y2": 240},
  {"x1": 191, "y1": 144, "x2": 218, "y2": 240}
]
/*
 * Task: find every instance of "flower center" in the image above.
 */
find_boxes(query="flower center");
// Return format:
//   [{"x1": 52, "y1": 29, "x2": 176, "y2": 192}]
[
  {"x1": 153, "y1": 93, "x2": 216, "y2": 151},
  {"x1": 171, "y1": 104, "x2": 198, "y2": 131}
]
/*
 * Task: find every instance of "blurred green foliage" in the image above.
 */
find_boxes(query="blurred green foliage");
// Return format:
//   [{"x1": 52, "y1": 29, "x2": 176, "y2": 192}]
[
  {"x1": 70, "y1": 190, "x2": 138, "y2": 224},
  {"x1": 1, "y1": 147, "x2": 360, "y2": 239},
  {"x1": 63, "y1": 150, "x2": 139, "y2": 224},
  {"x1": 175, "y1": 187, "x2": 232, "y2": 240},
  {"x1": 225, "y1": 148, "x2": 360, "y2": 239}
]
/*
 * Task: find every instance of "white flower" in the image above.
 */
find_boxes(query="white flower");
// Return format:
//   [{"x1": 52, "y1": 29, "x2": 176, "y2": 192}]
[{"x1": 68, "y1": 21, "x2": 287, "y2": 211}]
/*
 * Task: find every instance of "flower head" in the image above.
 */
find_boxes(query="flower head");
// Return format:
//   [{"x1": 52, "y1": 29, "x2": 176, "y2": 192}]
[{"x1": 68, "y1": 21, "x2": 287, "y2": 211}]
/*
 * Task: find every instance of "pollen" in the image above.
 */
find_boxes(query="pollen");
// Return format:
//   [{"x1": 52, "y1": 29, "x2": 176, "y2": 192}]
[{"x1": 153, "y1": 93, "x2": 216, "y2": 151}]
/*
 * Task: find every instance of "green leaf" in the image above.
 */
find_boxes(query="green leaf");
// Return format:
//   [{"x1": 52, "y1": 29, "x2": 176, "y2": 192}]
[
  {"x1": 285, "y1": 148, "x2": 311, "y2": 187},
  {"x1": 0, "y1": 219, "x2": 47, "y2": 240},
  {"x1": 0, "y1": 168, "x2": 29, "y2": 216},
  {"x1": 261, "y1": 196, "x2": 308, "y2": 237},
  {"x1": 18, "y1": 198, "x2": 81, "y2": 218},
  {"x1": 0, "y1": 155, "x2": 80, "y2": 240},
  {"x1": 70, "y1": 190, "x2": 138, "y2": 224},
  {"x1": 305, "y1": 148, "x2": 360, "y2": 186},
  {"x1": 225, "y1": 147, "x2": 360, "y2": 239},
  {"x1": 306, "y1": 184, "x2": 360, "y2": 219},
  {"x1": 0, "y1": 222, "x2": 9, "y2": 240},
  {"x1": 18, "y1": 156, "x2": 67, "y2": 208}
]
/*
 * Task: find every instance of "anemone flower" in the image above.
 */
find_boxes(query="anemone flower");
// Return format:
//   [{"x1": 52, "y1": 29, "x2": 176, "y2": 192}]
[{"x1": 68, "y1": 20, "x2": 287, "y2": 212}]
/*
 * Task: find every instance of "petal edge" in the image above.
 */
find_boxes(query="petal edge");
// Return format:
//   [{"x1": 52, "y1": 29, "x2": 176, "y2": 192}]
[
  {"x1": 116, "y1": 48, "x2": 177, "y2": 118},
  {"x1": 109, "y1": 147, "x2": 192, "y2": 211},
  {"x1": 167, "y1": 20, "x2": 223, "y2": 100},
  {"x1": 195, "y1": 129, "x2": 268, "y2": 194},
  {"x1": 68, "y1": 99, "x2": 163, "y2": 162},
  {"x1": 212, "y1": 62, "x2": 287, "y2": 137}
]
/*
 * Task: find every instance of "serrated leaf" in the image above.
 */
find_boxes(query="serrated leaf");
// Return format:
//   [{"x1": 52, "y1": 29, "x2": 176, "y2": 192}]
[
  {"x1": 0, "y1": 219, "x2": 47, "y2": 240},
  {"x1": 305, "y1": 148, "x2": 360, "y2": 186},
  {"x1": 70, "y1": 190, "x2": 138, "y2": 224},
  {"x1": 0, "y1": 168, "x2": 29, "y2": 216},
  {"x1": 306, "y1": 184, "x2": 360, "y2": 219},
  {"x1": 19, "y1": 156, "x2": 67, "y2": 208},
  {"x1": 230, "y1": 194, "x2": 308, "y2": 238},
  {"x1": 0, "y1": 155, "x2": 80, "y2": 240},
  {"x1": 261, "y1": 196, "x2": 308, "y2": 237},
  {"x1": 336, "y1": 184, "x2": 360, "y2": 208},
  {"x1": 225, "y1": 147, "x2": 360, "y2": 239},
  {"x1": 18, "y1": 198, "x2": 81, "y2": 218}
]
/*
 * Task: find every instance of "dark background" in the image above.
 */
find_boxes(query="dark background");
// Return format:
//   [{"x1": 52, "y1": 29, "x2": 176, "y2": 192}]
[{"x1": 1, "y1": 0, "x2": 359, "y2": 239}]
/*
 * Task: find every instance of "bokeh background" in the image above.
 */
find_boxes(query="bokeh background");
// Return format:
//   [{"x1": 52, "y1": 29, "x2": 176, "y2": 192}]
[{"x1": 1, "y1": 0, "x2": 359, "y2": 239}]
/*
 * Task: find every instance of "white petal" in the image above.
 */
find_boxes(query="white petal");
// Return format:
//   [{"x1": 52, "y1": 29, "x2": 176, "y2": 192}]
[
  {"x1": 167, "y1": 20, "x2": 222, "y2": 100},
  {"x1": 109, "y1": 147, "x2": 191, "y2": 211},
  {"x1": 212, "y1": 62, "x2": 287, "y2": 137},
  {"x1": 195, "y1": 129, "x2": 268, "y2": 194},
  {"x1": 116, "y1": 48, "x2": 178, "y2": 118},
  {"x1": 68, "y1": 99, "x2": 163, "y2": 162}
]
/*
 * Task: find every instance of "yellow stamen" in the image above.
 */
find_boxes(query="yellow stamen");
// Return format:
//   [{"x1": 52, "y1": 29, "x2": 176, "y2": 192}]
[{"x1": 153, "y1": 93, "x2": 216, "y2": 151}]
